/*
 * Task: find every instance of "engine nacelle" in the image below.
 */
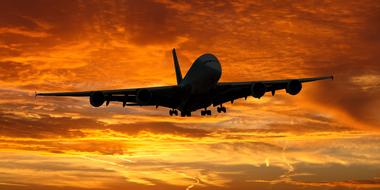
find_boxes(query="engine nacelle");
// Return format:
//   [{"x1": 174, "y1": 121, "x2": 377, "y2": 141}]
[
  {"x1": 286, "y1": 80, "x2": 302, "y2": 95},
  {"x1": 136, "y1": 89, "x2": 152, "y2": 104},
  {"x1": 89, "y1": 91, "x2": 105, "y2": 107},
  {"x1": 251, "y1": 82, "x2": 266, "y2": 98}
]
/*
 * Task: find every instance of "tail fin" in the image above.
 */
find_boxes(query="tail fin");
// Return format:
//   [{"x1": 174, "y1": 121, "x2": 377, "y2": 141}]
[{"x1": 172, "y1": 48, "x2": 182, "y2": 85}]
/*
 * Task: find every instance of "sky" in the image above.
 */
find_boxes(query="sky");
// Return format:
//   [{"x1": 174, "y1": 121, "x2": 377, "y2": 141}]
[{"x1": 0, "y1": 0, "x2": 380, "y2": 189}]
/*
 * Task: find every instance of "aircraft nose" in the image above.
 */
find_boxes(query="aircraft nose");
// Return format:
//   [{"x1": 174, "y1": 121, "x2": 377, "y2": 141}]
[
  {"x1": 202, "y1": 54, "x2": 221, "y2": 73},
  {"x1": 205, "y1": 60, "x2": 221, "y2": 72}
]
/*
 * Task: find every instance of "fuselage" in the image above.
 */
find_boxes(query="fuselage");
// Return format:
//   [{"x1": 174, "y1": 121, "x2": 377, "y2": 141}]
[{"x1": 178, "y1": 53, "x2": 222, "y2": 112}]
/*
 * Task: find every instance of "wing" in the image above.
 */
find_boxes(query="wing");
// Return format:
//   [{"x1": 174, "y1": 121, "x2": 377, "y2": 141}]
[
  {"x1": 36, "y1": 85, "x2": 181, "y2": 108},
  {"x1": 212, "y1": 76, "x2": 333, "y2": 106}
]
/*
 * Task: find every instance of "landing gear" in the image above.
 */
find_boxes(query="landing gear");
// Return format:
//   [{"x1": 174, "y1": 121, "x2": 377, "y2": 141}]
[
  {"x1": 180, "y1": 111, "x2": 191, "y2": 117},
  {"x1": 169, "y1": 109, "x2": 178, "y2": 116},
  {"x1": 201, "y1": 108, "x2": 211, "y2": 116},
  {"x1": 217, "y1": 105, "x2": 227, "y2": 113}
]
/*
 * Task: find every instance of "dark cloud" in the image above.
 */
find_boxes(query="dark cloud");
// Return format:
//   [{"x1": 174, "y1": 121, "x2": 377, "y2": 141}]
[{"x1": 0, "y1": 0, "x2": 84, "y2": 48}]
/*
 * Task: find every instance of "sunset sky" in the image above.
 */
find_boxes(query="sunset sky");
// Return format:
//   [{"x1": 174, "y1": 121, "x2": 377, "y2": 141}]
[{"x1": 1, "y1": 0, "x2": 380, "y2": 189}]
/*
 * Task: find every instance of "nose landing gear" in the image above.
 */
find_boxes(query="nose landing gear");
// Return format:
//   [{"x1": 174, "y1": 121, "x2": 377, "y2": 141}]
[{"x1": 181, "y1": 111, "x2": 191, "y2": 117}]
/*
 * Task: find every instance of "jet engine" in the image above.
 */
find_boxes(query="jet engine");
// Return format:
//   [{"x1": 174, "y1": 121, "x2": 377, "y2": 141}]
[
  {"x1": 286, "y1": 80, "x2": 302, "y2": 95},
  {"x1": 251, "y1": 82, "x2": 266, "y2": 98},
  {"x1": 136, "y1": 89, "x2": 152, "y2": 104},
  {"x1": 89, "y1": 91, "x2": 105, "y2": 107}
]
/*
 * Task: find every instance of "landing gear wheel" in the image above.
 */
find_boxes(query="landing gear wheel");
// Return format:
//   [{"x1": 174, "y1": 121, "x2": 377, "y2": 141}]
[
  {"x1": 217, "y1": 105, "x2": 226, "y2": 113},
  {"x1": 202, "y1": 108, "x2": 211, "y2": 116},
  {"x1": 170, "y1": 109, "x2": 178, "y2": 116}
]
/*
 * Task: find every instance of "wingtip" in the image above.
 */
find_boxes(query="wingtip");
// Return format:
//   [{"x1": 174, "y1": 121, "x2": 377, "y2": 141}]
[{"x1": 34, "y1": 91, "x2": 41, "y2": 97}]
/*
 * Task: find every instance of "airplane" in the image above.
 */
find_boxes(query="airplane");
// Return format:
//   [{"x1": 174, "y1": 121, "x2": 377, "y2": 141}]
[{"x1": 36, "y1": 48, "x2": 333, "y2": 117}]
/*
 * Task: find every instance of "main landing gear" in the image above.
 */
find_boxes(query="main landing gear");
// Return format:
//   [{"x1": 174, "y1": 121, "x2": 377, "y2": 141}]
[
  {"x1": 201, "y1": 105, "x2": 227, "y2": 116},
  {"x1": 170, "y1": 106, "x2": 226, "y2": 117},
  {"x1": 169, "y1": 109, "x2": 178, "y2": 116},
  {"x1": 201, "y1": 108, "x2": 211, "y2": 116},
  {"x1": 169, "y1": 109, "x2": 191, "y2": 117},
  {"x1": 217, "y1": 105, "x2": 227, "y2": 113}
]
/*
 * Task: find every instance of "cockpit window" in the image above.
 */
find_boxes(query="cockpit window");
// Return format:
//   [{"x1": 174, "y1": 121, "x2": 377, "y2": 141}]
[{"x1": 204, "y1": 60, "x2": 214, "y2": 64}]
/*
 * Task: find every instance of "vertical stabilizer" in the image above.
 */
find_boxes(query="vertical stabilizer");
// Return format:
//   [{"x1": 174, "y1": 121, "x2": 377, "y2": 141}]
[{"x1": 172, "y1": 48, "x2": 182, "y2": 85}]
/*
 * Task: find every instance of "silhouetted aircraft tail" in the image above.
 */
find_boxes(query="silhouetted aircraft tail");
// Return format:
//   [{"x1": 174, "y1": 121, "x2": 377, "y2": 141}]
[{"x1": 172, "y1": 48, "x2": 182, "y2": 85}]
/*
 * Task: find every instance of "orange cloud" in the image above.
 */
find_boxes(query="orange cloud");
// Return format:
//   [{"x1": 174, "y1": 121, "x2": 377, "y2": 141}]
[{"x1": 1, "y1": 0, "x2": 380, "y2": 189}]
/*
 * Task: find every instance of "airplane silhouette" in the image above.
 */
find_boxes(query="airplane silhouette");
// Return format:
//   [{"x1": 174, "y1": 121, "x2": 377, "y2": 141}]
[{"x1": 37, "y1": 48, "x2": 333, "y2": 117}]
